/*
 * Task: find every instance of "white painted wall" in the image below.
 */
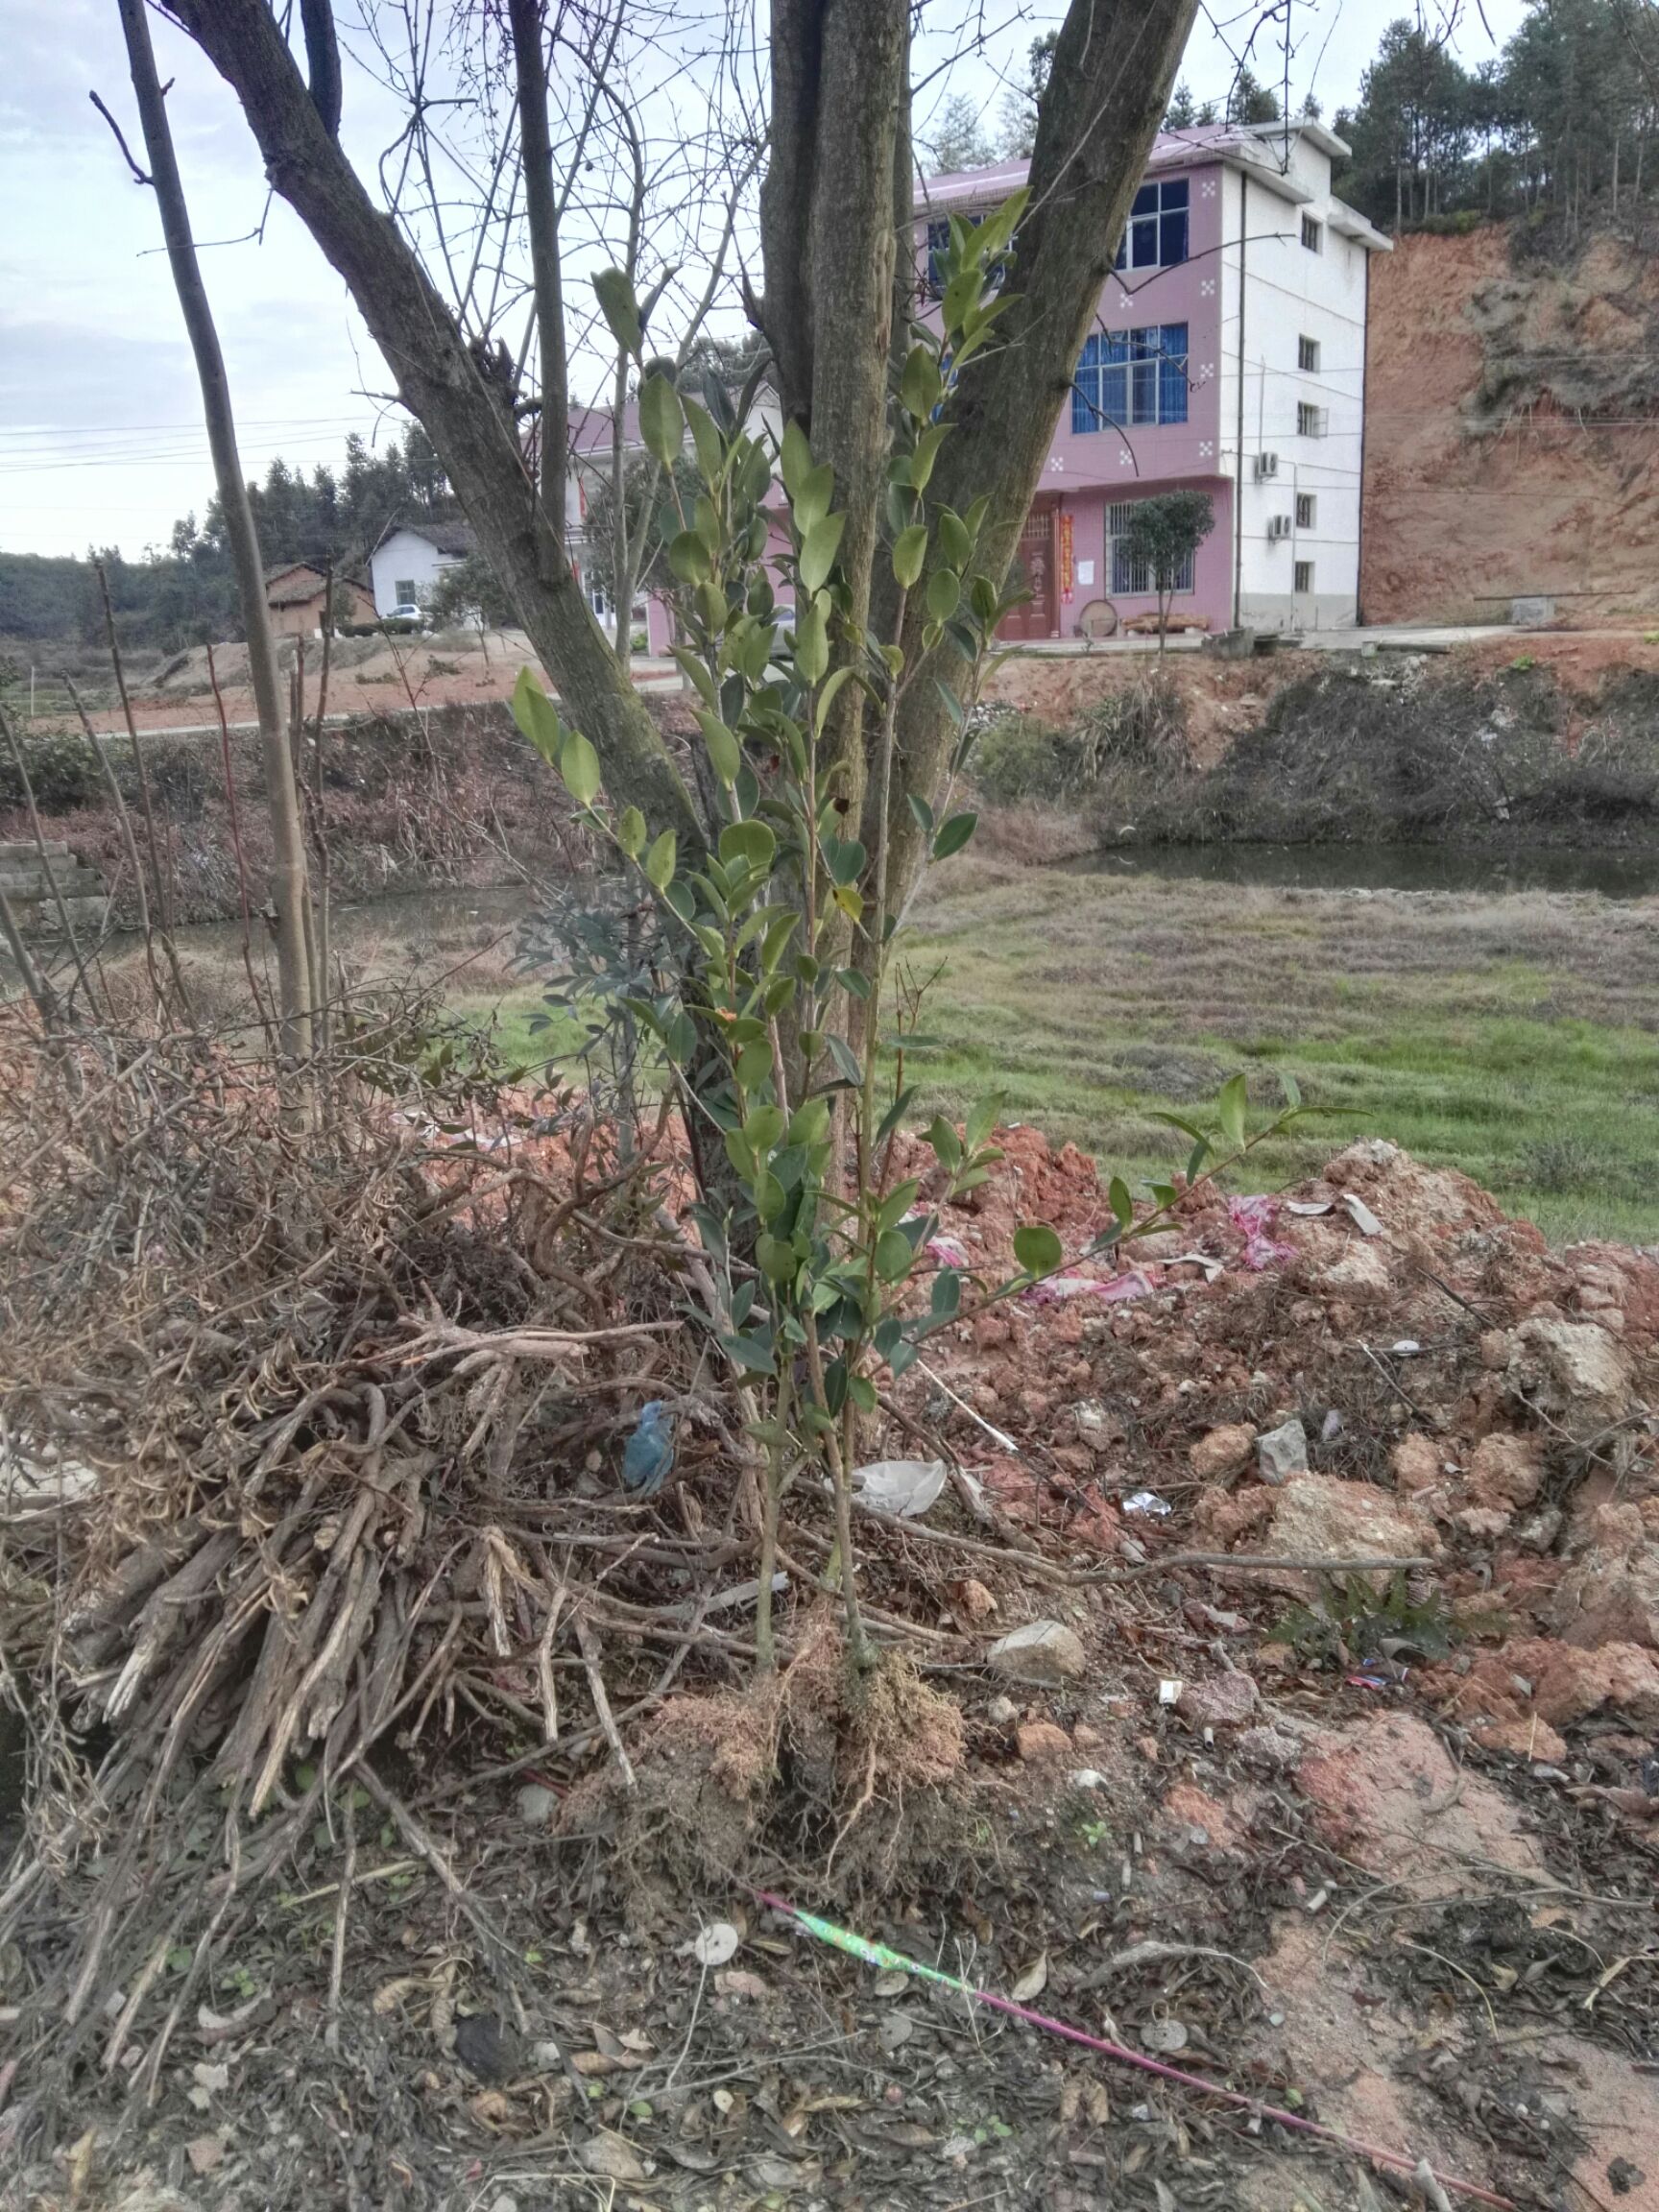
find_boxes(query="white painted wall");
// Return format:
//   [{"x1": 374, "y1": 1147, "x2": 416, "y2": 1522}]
[
  {"x1": 1216, "y1": 136, "x2": 1383, "y2": 632},
  {"x1": 369, "y1": 528, "x2": 462, "y2": 615}
]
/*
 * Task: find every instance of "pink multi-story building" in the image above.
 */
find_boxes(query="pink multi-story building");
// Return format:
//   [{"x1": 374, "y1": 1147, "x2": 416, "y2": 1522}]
[{"x1": 917, "y1": 119, "x2": 1392, "y2": 638}]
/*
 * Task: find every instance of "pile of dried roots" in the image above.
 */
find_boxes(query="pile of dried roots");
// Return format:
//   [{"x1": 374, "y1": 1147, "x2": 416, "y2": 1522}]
[
  {"x1": 0, "y1": 1011, "x2": 764, "y2": 2095},
  {"x1": 0, "y1": 1007, "x2": 1004, "y2": 2142}
]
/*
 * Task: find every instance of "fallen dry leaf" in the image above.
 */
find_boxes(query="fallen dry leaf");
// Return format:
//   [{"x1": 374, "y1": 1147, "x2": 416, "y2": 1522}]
[
  {"x1": 578, "y1": 2132, "x2": 648, "y2": 2182},
  {"x1": 372, "y1": 1975, "x2": 426, "y2": 2017},
  {"x1": 65, "y1": 2127, "x2": 96, "y2": 2204},
  {"x1": 571, "y1": 2050, "x2": 629, "y2": 2077},
  {"x1": 185, "y1": 2135, "x2": 225, "y2": 2176},
  {"x1": 469, "y1": 2088, "x2": 514, "y2": 2128},
  {"x1": 1009, "y1": 1952, "x2": 1048, "y2": 2004}
]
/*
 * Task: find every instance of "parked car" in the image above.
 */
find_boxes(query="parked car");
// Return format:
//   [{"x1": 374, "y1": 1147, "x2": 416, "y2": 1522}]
[{"x1": 384, "y1": 602, "x2": 424, "y2": 626}]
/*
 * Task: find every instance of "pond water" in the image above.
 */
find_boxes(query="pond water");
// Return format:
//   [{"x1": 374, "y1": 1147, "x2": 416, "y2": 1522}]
[{"x1": 1072, "y1": 840, "x2": 1659, "y2": 900}]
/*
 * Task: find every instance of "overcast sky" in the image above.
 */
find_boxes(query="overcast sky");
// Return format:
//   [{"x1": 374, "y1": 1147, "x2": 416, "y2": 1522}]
[{"x1": 0, "y1": 0, "x2": 1529, "y2": 562}]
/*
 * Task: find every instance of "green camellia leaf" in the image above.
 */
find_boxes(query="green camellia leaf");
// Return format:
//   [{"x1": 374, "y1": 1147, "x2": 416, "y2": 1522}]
[
  {"x1": 798, "y1": 512, "x2": 846, "y2": 595},
  {"x1": 511, "y1": 666, "x2": 563, "y2": 763},
  {"x1": 908, "y1": 422, "x2": 950, "y2": 492},
  {"x1": 756, "y1": 1233, "x2": 797, "y2": 1284},
  {"x1": 826, "y1": 1034, "x2": 863, "y2": 1088},
  {"x1": 668, "y1": 530, "x2": 711, "y2": 585},
  {"x1": 931, "y1": 1267, "x2": 961, "y2": 1318},
  {"x1": 744, "y1": 1103, "x2": 787, "y2": 1154},
  {"x1": 899, "y1": 344, "x2": 941, "y2": 421},
  {"x1": 638, "y1": 371, "x2": 684, "y2": 467},
  {"x1": 697, "y1": 709, "x2": 742, "y2": 785},
  {"x1": 931, "y1": 810, "x2": 977, "y2": 861},
  {"x1": 684, "y1": 396, "x2": 722, "y2": 484},
  {"x1": 926, "y1": 567, "x2": 960, "y2": 620},
  {"x1": 794, "y1": 462, "x2": 834, "y2": 537},
  {"x1": 644, "y1": 830, "x2": 676, "y2": 889},
  {"x1": 824, "y1": 835, "x2": 866, "y2": 887},
  {"x1": 616, "y1": 805, "x2": 646, "y2": 858},
  {"x1": 925, "y1": 1114, "x2": 962, "y2": 1170},
  {"x1": 780, "y1": 420, "x2": 812, "y2": 501},
  {"x1": 788, "y1": 1097, "x2": 830, "y2": 1146},
  {"x1": 1109, "y1": 1175, "x2": 1134, "y2": 1227},
  {"x1": 793, "y1": 591, "x2": 830, "y2": 684},
  {"x1": 559, "y1": 729, "x2": 602, "y2": 807},
  {"x1": 1217, "y1": 1071, "x2": 1249, "y2": 1151},
  {"x1": 592, "y1": 267, "x2": 642, "y2": 358},
  {"x1": 719, "y1": 818, "x2": 777, "y2": 873},
  {"x1": 936, "y1": 507, "x2": 972, "y2": 569},
  {"x1": 892, "y1": 524, "x2": 927, "y2": 589},
  {"x1": 1012, "y1": 1221, "x2": 1063, "y2": 1277},
  {"x1": 965, "y1": 1094, "x2": 999, "y2": 1152},
  {"x1": 874, "y1": 1227, "x2": 915, "y2": 1283}
]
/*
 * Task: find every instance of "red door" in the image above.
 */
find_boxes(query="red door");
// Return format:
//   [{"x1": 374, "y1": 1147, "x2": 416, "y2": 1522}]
[{"x1": 999, "y1": 498, "x2": 1058, "y2": 640}]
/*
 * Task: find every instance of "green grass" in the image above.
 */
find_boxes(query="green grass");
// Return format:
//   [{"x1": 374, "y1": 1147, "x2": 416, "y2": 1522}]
[
  {"x1": 891, "y1": 861, "x2": 1659, "y2": 1245},
  {"x1": 448, "y1": 859, "x2": 1659, "y2": 1246}
]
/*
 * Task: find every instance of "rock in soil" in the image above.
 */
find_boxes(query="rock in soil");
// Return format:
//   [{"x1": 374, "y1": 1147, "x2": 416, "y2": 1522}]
[
  {"x1": 1189, "y1": 1422, "x2": 1257, "y2": 1480},
  {"x1": 1255, "y1": 1472, "x2": 1436, "y2": 1577},
  {"x1": 1507, "y1": 1315, "x2": 1637, "y2": 1436},
  {"x1": 1255, "y1": 1416, "x2": 1309, "y2": 1486},
  {"x1": 1175, "y1": 1673, "x2": 1260, "y2": 1731},
  {"x1": 987, "y1": 1619, "x2": 1087, "y2": 1683}
]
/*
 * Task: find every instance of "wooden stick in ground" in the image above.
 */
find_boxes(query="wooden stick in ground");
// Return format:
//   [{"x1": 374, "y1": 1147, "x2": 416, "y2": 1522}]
[
  {"x1": 0, "y1": 882, "x2": 69, "y2": 1032},
  {"x1": 310, "y1": 565, "x2": 335, "y2": 1060},
  {"x1": 110, "y1": 0, "x2": 313, "y2": 1065},
  {"x1": 65, "y1": 675, "x2": 164, "y2": 1018},
  {"x1": 92, "y1": 558, "x2": 196, "y2": 1026},
  {"x1": 204, "y1": 640, "x2": 274, "y2": 1045},
  {"x1": 573, "y1": 1610, "x2": 635, "y2": 1790},
  {"x1": 325, "y1": 1788, "x2": 355, "y2": 2056},
  {"x1": 0, "y1": 700, "x2": 107, "y2": 1019}
]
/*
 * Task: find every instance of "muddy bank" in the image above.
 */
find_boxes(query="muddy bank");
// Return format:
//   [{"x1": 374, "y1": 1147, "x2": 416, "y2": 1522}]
[
  {"x1": 974, "y1": 654, "x2": 1659, "y2": 861},
  {"x1": 0, "y1": 699, "x2": 599, "y2": 927}
]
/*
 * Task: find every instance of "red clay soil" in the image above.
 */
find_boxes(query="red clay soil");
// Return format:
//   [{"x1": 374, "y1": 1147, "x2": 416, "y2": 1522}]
[{"x1": 1361, "y1": 224, "x2": 1659, "y2": 626}]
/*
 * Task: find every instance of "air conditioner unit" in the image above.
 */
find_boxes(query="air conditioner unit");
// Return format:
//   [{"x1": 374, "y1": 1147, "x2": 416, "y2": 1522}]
[
  {"x1": 1266, "y1": 514, "x2": 1293, "y2": 541},
  {"x1": 1253, "y1": 451, "x2": 1279, "y2": 481}
]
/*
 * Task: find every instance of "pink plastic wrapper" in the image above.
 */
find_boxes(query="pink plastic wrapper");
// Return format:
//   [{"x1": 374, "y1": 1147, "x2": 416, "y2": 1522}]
[
  {"x1": 1227, "y1": 1195, "x2": 1295, "y2": 1271},
  {"x1": 1023, "y1": 1267, "x2": 1155, "y2": 1308}
]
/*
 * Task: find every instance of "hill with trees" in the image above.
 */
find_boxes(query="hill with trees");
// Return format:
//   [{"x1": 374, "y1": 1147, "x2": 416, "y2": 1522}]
[{"x1": 0, "y1": 424, "x2": 460, "y2": 653}]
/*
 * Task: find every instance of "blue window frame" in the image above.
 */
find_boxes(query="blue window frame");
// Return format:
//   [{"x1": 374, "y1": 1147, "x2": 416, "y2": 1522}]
[
  {"x1": 1071, "y1": 324, "x2": 1188, "y2": 432},
  {"x1": 1116, "y1": 177, "x2": 1189, "y2": 271}
]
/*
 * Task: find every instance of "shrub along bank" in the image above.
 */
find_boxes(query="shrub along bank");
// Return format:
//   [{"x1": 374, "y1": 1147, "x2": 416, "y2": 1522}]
[{"x1": 971, "y1": 659, "x2": 1659, "y2": 852}]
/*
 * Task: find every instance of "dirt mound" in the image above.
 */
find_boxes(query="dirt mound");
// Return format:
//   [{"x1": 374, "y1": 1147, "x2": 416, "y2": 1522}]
[{"x1": 1363, "y1": 220, "x2": 1659, "y2": 625}]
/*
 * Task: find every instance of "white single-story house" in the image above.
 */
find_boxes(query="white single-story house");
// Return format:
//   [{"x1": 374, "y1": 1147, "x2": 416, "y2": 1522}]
[{"x1": 368, "y1": 519, "x2": 476, "y2": 616}]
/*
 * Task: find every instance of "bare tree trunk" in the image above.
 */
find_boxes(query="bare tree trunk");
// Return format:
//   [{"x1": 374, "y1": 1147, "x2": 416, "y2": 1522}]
[
  {"x1": 507, "y1": 0, "x2": 566, "y2": 555},
  {"x1": 116, "y1": 0, "x2": 312, "y2": 1064}
]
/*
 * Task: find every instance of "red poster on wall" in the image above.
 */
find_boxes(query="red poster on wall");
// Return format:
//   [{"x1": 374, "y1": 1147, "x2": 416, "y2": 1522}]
[{"x1": 1059, "y1": 511, "x2": 1074, "y2": 604}]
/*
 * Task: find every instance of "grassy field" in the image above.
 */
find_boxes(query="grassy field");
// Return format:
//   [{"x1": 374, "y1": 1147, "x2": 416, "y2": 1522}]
[{"x1": 885, "y1": 858, "x2": 1659, "y2": 1245}]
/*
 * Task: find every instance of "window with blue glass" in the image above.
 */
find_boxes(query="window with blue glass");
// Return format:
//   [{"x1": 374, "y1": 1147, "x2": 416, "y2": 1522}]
[
  {"x1": 1071, "y1": 324, "x2": 1189, "y2": 432},
  {"x1": 1115, "y1": 177, "x2": 1189, "y2": 271}
]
